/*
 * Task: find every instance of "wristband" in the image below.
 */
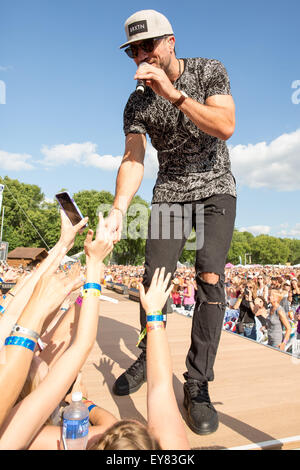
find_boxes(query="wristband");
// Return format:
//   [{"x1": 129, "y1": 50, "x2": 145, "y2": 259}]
[
  {"x1": 11, "y1": 324, "x2": 39, "y2": 341},
  {"x1": 172, "y1": 91, "x2": 188, "y2": 107},
  {"x1": 146, "y1": 323, "x2": 164, "y2": 333},
  {"x1": 5, "y1": 335, "x2": 36, "y2": 351},
  {"x1": 88, "y1": 404, "x2": 96, "y2": 413},
  {"x1": 83, "y1": 289, "x2": 101, "y2": 298},
  {"x1": 83, "y1": 283, "x2": 101, "y2": 292},
  {"x1": 0, "y1": 305, "x2": 5, "y2": 315},
  {"x1": 283, "y1": 338, "x2": 288, "y2": 345},
  {"x1": 136, "y1": 327, "x2": 147, "y2": 347},
  {"x1": 147, "y1": 313, "x2": 165, "y2": 322}
]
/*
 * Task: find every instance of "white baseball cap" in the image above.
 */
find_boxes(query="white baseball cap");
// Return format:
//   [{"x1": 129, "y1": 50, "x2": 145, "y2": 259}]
[{"x1": 120, "y1": 9, "x2": 174, "y2": 49}]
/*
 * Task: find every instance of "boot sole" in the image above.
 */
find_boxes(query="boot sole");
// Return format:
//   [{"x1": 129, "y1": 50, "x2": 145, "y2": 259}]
[
  {"x1": 183, "y1": 393, "x2": 219, "y2": 435},
  {"x1": 113, "y1": 378, "x2": 146, "y2": 396}
]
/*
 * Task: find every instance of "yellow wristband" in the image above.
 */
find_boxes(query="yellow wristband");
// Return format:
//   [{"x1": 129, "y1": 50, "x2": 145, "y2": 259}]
[{"x1": 83, "y1": 289, "x2": 101, "y2": 298}]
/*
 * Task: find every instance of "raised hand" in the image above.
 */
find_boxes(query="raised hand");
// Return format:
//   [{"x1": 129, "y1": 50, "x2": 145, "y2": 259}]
[
  {"x1": 58, "y1": 209, "x2": 89, "y2": 253},
  {"x1": 84, "y1": 213, "x2": 114, "y2": 264},
  {"x1": 104, "y1": 209, "x2": 123, "y2": 244},
  {"x1": 27, "y1": 260, "x2": 84, "y2": 326},
  {"x1": 138, "y1": 267, "x2": 173, "y2": 314},
  {"x1": 134, "y1": 63, "x2": 179, "y2": 102}
]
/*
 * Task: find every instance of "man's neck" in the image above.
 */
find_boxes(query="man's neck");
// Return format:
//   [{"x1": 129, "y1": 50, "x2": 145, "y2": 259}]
[{"x1": 165, "y1": 56, "x2": 183, "y2": 83}]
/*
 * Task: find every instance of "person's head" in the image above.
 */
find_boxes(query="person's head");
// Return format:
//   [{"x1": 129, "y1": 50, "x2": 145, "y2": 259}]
[
  {"x1": 291, "y1": 279, "x2": 299, "y2": 289},
  {"x1": 257, "y1": 274, "x2": 264, "y2": 285},
  {"x1": 268, "y1": 289, "x2": 285, "y2": 305},
  {"x1": 89, "y1": 419, "x2": 161, "y2": 450},
  {"x1": 271, "y1": 277, "x2": 279, "y2": 288},
  {"x1": 254, "y1": 296, "x2": 267, "y2": 309},
  {"x1": 120, "y1": 10, "x2": 177, "y2": 72},
  {"x1": 283, "y1": 280, "x2": 291, "y2": 291}
]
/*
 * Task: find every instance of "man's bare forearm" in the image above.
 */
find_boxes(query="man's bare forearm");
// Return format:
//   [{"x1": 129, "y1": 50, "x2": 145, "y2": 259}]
[
  {"x1": 112, "y1": 133, "x2": 146, "y2": 213},
  {"x1": 113, "y1": 158, "x2": 144, "y2": 213}
]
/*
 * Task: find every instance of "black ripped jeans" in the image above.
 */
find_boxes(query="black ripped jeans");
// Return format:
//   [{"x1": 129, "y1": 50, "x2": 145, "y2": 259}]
[{"x1": 139, "y1": 193, "x2": 236, "y2": 383}]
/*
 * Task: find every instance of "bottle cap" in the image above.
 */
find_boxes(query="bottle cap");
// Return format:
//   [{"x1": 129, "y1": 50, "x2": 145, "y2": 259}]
[{"x1": 72, "y1": 391, "x2": 82, "y2": 402}]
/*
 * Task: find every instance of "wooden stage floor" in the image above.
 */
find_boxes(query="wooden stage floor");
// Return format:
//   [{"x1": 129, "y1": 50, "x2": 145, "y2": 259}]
[{"x1": 81, "y1": 288, "x2": 300, "y2": 450}]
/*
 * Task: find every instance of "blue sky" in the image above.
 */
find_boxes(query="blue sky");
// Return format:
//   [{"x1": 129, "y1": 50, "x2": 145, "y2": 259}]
[{"x1": 1, "y1": 0, "x2": 300, "y2": 239}]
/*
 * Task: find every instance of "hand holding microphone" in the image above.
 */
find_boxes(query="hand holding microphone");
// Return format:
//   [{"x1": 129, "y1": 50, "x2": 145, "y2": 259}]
[{"x1": 135, "y1": 62, "x2": 148, "y2": 93}]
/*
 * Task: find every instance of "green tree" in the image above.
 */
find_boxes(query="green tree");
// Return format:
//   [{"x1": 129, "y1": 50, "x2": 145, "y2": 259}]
[
  {"x1": 0, "y1": 176, "x2": 52, "y2": 250},
  {"x1": 288, "y1": 239, "x2": 300, "y2": 265},
  {"x1": 226, "y1": 230, "x2": 251, "y2": 265},
  {"x1": 250, "y1": 235, "x2": 290, "y2": 265}
]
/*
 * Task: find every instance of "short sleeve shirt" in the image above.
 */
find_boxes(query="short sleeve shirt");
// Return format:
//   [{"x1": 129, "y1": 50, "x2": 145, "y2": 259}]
[{"x1": 123, "y1": 57, "x2": 237, "y2": 203}]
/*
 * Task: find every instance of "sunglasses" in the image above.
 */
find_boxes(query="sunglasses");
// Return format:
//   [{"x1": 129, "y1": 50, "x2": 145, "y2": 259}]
[{"x1": 124, "y1": 35, "x2": 168, "y2": 58}]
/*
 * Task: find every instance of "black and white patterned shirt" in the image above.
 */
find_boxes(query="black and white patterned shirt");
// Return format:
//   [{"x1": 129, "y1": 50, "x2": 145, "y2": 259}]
[{"x1": 123, "y1": 57, "x2": 237, "y2": 203}]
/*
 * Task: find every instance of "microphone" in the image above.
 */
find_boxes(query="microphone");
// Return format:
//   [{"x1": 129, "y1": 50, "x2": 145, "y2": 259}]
[
  {"x1": 135, "y1": 62, "x2": 147, "y2": 94},
  {"x1": 136, "y1": 79, "x2": 146, "y2": 93}
]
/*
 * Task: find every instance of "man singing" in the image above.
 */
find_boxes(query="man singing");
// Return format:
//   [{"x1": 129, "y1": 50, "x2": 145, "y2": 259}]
[{"x1": 105, "y1": 9, "x2": 236, "y2": 435}]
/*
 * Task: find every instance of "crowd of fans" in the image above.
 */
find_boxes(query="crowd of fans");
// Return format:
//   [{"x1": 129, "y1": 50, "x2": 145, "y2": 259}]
[
  {"x1": 223, "y1": 266, "x2": 300, "y2": 353},
  {"x1": 103, "y1": 264, "x2": 300, "y2": 354}
]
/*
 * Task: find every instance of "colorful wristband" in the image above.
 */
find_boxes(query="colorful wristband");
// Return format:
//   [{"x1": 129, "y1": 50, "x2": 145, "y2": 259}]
[
  {"x1": 83, "y1": 289, "x2": 101, "y2": 298},
  {"x1": 0, "y1": 305, "x2": 5, "y2": 315},
  {"x1": 146, "y1": 323, "x2": 164, "y2": 333},
  {"x1": 83, "y1": 283, "x2": 101, "y2": 292},
  {"x1": 147, "y1": 314, "x2": 165, "y2": 323},
  {"x1": 136, "y1": 327, "x2": 147, "y2": 347},
  {"x1": 5, "y1": 335, "x2": 36, "y2": 351},
  {"x1": 88, "y1": 404, "x2": 96, "y2": 413},
  {"x1": 11, "y1": 324, "x2": 39, "y2": 341}
]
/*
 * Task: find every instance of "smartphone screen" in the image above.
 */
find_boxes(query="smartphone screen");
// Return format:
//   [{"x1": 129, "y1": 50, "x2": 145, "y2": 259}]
[{"x1": 55, "y1": 192, "x2": 86, "y2": 226}]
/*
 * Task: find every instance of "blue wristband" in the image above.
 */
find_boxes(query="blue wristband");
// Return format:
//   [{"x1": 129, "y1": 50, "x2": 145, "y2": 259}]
[
  {"x1": 147, "y1": 314, "x2": 165, "y2": 323},
  {"x1": 88, "y1": 404, "x2": 96, "y2": 413},
  {"x1": 5, "y1": 336, "x2": 36, "y2": 351},
  {"x1": 83, "y1": 283, "x2": 101, "y2": 292},
  {"x1": 0, "y1": 305, "x2": 5, "y2": 315}
]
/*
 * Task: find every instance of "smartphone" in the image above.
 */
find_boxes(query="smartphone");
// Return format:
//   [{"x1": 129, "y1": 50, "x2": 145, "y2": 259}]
[{"x1": 55, "y1": 191, "x2": 88, "y2": 228}]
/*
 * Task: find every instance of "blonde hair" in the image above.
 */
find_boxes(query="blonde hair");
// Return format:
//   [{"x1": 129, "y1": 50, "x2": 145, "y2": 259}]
[
  {"x1": 89, "y1": 420, "x2": 161, "y2": 450},
  {"x1": 269, "y1": 289, "x2": 285, "y2": 304}
]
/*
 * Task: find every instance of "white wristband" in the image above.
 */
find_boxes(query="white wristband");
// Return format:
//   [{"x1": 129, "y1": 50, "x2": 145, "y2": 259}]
[{"x1": 11, "y1": 324, "x2": 39, "y2": 341}]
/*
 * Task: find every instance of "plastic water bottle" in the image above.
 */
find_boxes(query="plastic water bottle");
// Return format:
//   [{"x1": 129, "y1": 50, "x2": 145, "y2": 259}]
[{"x1": 62, "y1": 391, "x2": 89, "y2": 450}]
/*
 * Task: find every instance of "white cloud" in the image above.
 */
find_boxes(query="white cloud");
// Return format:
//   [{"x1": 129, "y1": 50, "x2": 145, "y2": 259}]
[
  {"x1": 40, "y1": 142, "x2": 122, "y2": 171},
  {"x1": 229, "y1": 128, "x2": 300, "y2": 191},
  {"x1": 0, "y1": 150, "x2": 34, "y2": 171},
  {"x1": 277, "y1": 223, "x2": 300, "y2": 238},
  {"x1": 39, "y1": 140, "x2": 159, "y2": 177},
  {"x1": 239, "y1": 225, "x2": 271, "y2": 236},
  {"x1": 40, "y1": 142, "x2": 98, "y2": 167}
]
